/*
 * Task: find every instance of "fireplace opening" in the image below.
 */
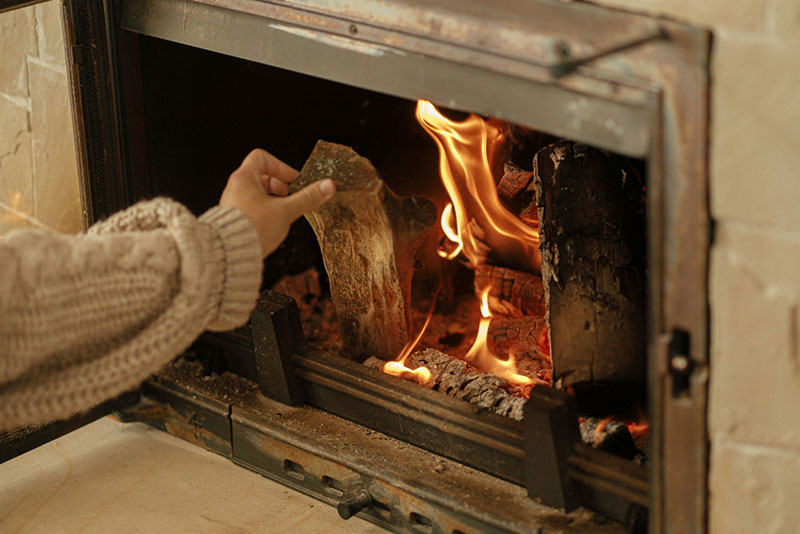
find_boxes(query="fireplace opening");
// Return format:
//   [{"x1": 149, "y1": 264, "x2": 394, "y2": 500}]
[{"x1": 120, "y1": 29, "x2": 656, "y2": 529}]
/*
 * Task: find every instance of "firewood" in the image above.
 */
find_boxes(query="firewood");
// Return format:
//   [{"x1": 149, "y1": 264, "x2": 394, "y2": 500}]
[
  {"x1": 579, "y1": 417, "x2": 639, "y2": 459},
  {"x1": 488, "y1": 317, "x2": 548, "y2": 360},
  {"x1": 473, "y1": 264, "x2": 546, "y2": 318},
  {"x1": 533, "y1": 141, "x2": 646, "y2": 385},
  {"x1": 291, "y1": 141, "x2": 437, "y2": 361},
  {"x1": 497, "y1": 162, "x2": 538, "y2": 229},
  {"x1": 365, "y1": 349, "x2": 529, "y2": 420}
]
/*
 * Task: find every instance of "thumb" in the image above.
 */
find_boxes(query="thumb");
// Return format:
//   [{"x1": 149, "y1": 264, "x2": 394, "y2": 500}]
[{"x1": 282, "y1": 179, "x2": 336, "y2": 219}]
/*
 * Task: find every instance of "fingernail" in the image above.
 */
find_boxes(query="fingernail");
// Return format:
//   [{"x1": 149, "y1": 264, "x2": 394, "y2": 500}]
[{"x1": 319, "y1": 179, "x2": 336, "y2": 196}]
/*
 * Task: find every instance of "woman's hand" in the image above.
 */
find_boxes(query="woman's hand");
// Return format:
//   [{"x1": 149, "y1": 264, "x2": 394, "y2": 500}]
[{"x1": 219, "y1": 149, "x2": 335, "y2": 258}]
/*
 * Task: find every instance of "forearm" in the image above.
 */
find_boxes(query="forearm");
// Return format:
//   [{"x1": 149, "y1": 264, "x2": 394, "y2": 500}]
[{"x1": 0, "y1": 199, "x2": 262, "y2": 430}]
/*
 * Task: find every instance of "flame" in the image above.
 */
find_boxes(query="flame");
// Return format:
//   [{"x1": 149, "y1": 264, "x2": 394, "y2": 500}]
[
  {"x1": 416, "y1": 100, "x2": 540, "y2": 271},
  {"x1": 593, "y1": 416, "x2": 614, "y2": 445},
  {"x1": 383, "y1": 361, "x2": 431, "y2": 385},
  {"x1": 460, "y1": 285, "x2": 534, "y2": 386},
  {"x1": 438, "y1": 203, "x2": 462, "y2": 259},
  {"x1": 415, "y1": 99, "x2": 540, "y2": 387},
  {"x1": 382, "y1": 285, "x2": 442, "y2": 385}
]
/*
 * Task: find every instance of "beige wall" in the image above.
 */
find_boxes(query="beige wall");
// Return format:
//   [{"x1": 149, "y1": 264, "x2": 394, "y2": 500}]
[
  {"x1": 0, "y1": 1, "x2": 82, "y2": 236},
  {"x1": 594, "y1": 1, "x2": 800, "y2": 533}
]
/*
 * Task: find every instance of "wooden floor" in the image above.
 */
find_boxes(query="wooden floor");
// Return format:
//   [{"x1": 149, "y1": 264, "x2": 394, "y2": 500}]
[{"x1": 0, "y1": 417, "x2": 383, "y2": 534}]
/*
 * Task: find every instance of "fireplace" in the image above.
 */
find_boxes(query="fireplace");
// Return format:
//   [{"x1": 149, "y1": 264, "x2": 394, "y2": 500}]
[{"x1": 57, "y1": 1, "x2": 710, "y2": 532}]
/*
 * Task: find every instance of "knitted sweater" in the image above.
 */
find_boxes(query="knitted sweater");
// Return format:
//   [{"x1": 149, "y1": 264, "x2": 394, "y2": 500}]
[{"x1": 0, "y1": 198, "x2": 263, "y2": 431}]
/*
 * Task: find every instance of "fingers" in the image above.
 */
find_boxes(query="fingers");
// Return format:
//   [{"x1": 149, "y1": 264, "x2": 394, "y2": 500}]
[
  {"x1": 240, "y1": 148, "x2": 299, "y2": 184},
  {"x1": 281, "y1": 179, "x2": 336, "y2": 220},
  {"x1": 260, "y1": 175, "x2": 290, "y2": 196}
]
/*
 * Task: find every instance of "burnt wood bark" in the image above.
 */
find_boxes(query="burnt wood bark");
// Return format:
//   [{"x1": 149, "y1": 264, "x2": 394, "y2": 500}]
[
  {"x1": 365, "y1": 349, "x2": 528, "y2": 420},
  {"x1": 488, "y1": 317, "x2": 548, "y2": 361},
  {"x1": 534, "y1": 141, "x2": 646, "y2": 385},
  {"x1": 291, "y1": 141, "x2": 436, "y2": 361},
  {"x1": 473, "y1": 264, "x2": 546, "y2": 318}
]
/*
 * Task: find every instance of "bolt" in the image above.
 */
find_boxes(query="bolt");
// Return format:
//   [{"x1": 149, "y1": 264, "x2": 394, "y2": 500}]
[
  {"x1": 337, "y1": 490, "x2": 372, "y2": 520},
  {"x1": 349, "y1": 24, "x2": 358, "y2": 35},
  {"x1": 671, "y1": 354, "x2": 690, "y2": 373}
]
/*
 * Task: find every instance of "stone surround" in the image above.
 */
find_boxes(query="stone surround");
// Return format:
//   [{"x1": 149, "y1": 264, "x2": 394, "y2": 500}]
[{"x1": 0, "y1": 1, "x2": 82, "y2": 236}]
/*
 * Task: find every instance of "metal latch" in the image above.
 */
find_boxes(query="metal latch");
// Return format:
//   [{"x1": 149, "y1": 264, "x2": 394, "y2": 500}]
[{"x1": 551, "y1": 27, "x2": 669, "y2": 78}]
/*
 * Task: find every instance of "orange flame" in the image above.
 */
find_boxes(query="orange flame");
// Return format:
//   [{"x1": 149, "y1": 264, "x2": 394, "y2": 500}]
[
  {"x1": 416, "y1": 100, "x2": 537, "y2": 387},
  {"x1": 382, "y1": 285, "x2": 441, "y2": 385},
  {"x1": 462, "y1": 285, "x2": 534, "y2": 386},
  {"x1": 416, "y1": 100, "x2": 540, "y2": 272}
]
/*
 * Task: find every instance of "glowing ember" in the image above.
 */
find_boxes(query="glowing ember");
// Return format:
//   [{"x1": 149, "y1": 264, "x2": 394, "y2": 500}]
[
  {"x1": 593, "y1": 416, "x2": 614, "y2": 445},
  {"x1": 626, "y1": 419, "x2": 650, "y2": 439}
]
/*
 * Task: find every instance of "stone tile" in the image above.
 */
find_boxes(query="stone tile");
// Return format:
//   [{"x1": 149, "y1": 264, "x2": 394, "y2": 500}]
[
  {"x1": 709, "y1": 37, "x2": 800, "y2": 229},
  {"x1": 773, "y1": 0, "x2": 800, "y2": 43},
  {"x1": 29, "y1": 62, "x2": 83, "y2": 234},
  {"x1": 0, "y1": 418, "x2": 384, "y2": 534},
  {"x1": 709, "y1": 223, "x2": 800, "y2": 449},
  {"x1": 709, "y1": 440, "x2": 800, "y2": 534},
  {"x1": 35, "y1": 0, "x2": 66, "y2": 66},
  {"x1": 0, "y1": 6, "x2": 37, "y2": 97},
  {"x1": 0, "y1": 96, "x2": 34, "y2": 214},
  {"x1": 592, "y1": 0, "x2": 768, "y2": 34}
]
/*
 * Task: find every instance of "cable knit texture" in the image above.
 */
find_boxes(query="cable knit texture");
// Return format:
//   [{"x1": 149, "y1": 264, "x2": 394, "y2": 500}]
[{"x1": 0, "y1": 198, "x2": 262, "y2": 431}]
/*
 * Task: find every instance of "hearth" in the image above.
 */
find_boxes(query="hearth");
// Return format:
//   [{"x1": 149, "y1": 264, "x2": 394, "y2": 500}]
[{"x1": 6, "y1": 1, "x2": 711, "y2": 533}]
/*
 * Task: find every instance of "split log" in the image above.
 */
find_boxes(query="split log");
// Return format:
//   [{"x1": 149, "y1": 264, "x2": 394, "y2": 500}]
[
  {"x1": 365, "y1": 349, "x2": 530, "y2": 420},
  {"x1": 473, "y1": 264, "x2": 546, "y2": 318},
  {"x1": 291, "y1": 141, "x2": 437, "y2": 361},
  {"x1": 533, "y1": 141, "x2": 646, "y2": 385},
  {"x1": 497, "y1": 162, "x2": 538, "y2": 229},
  {"x1": 488, "y1": 317, "x2": 548, "y2": 360}
]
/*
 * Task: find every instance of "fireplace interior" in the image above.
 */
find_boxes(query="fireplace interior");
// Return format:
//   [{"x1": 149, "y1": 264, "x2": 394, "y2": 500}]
[{"x1": 112, "y1": 32, "x2": 652, "y2": 529}]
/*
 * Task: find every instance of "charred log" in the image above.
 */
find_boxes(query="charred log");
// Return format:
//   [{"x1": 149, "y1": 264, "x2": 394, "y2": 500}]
[
  {"x1": 488, "y1": 317, "x2": 548, "y2": 361},
  {"x1": 497, "y1": 162, "x2": 538, "y2": 229},
  {"x1": 291, "y1": 141, "x2": 437, "y2": 361},
  {"x1": 365, "y1": 349, "x2": 529, "y2": 420},
  {"x1": 473, "y1": 264, "x2": 546, "y2": 318},
  {"x1": 579, "y1": 417, "x2": 640, "y2": 460},
  {"x1": 533, "y1": 141, "x2": 647, "y2": 385}
]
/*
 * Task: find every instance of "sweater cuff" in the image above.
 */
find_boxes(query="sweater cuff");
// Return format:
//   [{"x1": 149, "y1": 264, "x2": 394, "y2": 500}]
[{"x1": 199, "y1": 206, "x2": 263, "y2": 330}]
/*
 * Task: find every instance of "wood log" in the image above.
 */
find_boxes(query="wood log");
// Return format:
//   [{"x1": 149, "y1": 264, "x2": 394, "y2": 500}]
[
  {"x1": 488, "y1": 317, "x2": 548, "y2": 360},
  {"x1": 579, "y1": 417, "x2": 639, "y2": 459},
  {"x1": 473, "y1": 264, "x2": 546, "y2": 318},
  {"x1": 291, "y1": 141, "x2": 436, "y2": 361},
  {"x1": 497, "y1": 162, "x2": 538, "y2": 229},
  {"x1": 365, "y1": 349, "x2": 531, "y2": 420},
  {"x1": 533, "y1": 141, "x2": 647, "y2": 385}
]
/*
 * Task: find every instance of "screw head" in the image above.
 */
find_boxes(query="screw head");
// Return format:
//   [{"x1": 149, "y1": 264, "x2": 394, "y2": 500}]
[{"x1": 671, "y1": 354, "x2": 690, "y2": 373}]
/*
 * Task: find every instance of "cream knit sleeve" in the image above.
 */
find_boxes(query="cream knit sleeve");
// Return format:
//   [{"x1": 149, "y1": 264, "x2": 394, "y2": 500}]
[{"x1": 0, "y1": 198, "x2": 262, "y2": 430}]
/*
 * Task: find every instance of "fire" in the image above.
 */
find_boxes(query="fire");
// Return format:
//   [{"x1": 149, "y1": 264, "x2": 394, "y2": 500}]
[
  {"x1": 415, "y1": 100, "x2": 538, "y2": 387},
  {"x1": 463, "y1": 285, "x2": 534, "y2": 386},
  {"x1": 382, "y1": 285, "x2": 441, "y2": 385},
  {"x1": 415, "y1": 100, "x2": 540, "y2": 272}
]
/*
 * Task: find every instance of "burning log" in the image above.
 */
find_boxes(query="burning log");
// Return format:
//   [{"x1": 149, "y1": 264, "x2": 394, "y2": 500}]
[
  {"x1": 533, "y1": 141, "x2": 647, "y2": 385},
  {"x1": 579, "y1": 417, "x2": 639, "y2": 459},
  {"x1": 365, "y1": 349, "x2": 534, "y2": 420},
  {"x1": 488, "y1": 317, "x2": 548, "y2": 360},
  {"x1": 497, "y1": 162, "x2": 538, "y2": 229},
  {"x1": 291, "y1": 141, "x2": 437, "y2": 361},
  {"x1": 473, "y1": 264, "x2": 545, "y2": 318}
]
